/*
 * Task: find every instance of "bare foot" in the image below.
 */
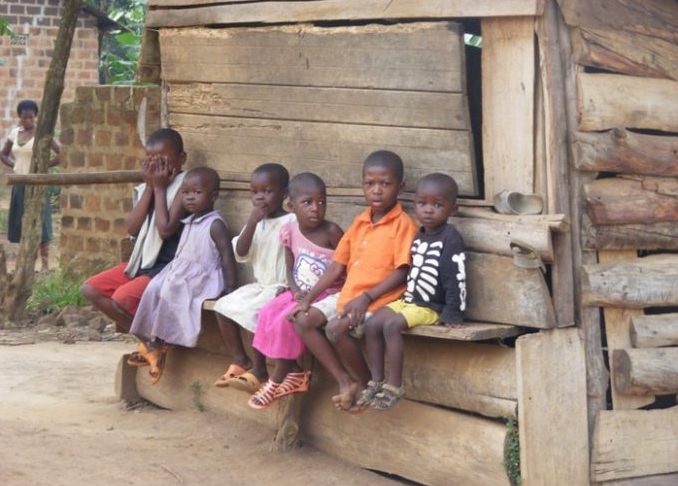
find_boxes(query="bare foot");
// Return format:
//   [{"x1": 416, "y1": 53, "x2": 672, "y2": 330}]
[{"x1": 331, "y1": 382, "x2": 359, "y2": 411}]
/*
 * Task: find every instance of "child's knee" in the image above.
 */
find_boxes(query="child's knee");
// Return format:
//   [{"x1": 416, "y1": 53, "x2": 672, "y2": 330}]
[
  {"x1": 383, "y1": 316, "x2": 407, "y2": 338},
  {"x1": 325, "y1": 317, "x2": 348, "y2": 343}
]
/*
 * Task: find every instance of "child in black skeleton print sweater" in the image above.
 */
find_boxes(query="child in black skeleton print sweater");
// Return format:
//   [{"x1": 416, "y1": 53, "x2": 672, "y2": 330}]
[{"x1": 361, "y1": 173, "x2": 466, "y2": 411}]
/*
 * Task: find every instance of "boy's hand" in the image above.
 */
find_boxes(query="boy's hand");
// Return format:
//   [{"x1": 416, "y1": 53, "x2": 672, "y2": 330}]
[
  {"x1": 141, "y1": 156, "x2": 155, "y2": 186},
  {"x1": 151, "y1": 156, "x2": 176, "y2": 188},
  {"x1": 341, "y1": 293, "x2": 371, "y2": 328}
]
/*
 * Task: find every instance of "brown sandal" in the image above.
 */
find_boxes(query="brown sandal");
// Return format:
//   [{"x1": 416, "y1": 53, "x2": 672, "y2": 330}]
[
  {"x1": 127, "y1": 343, "x2": 151, "y2": 367},
  {"x1": 371, "y1": 384, "x2": 405, "y2": 411},
  {"x1": 274, "y1": 371, "x2": 311, "y2": 399},
  {"x1": 146, "y1": 345, "x2": 171, "y2": 385}
]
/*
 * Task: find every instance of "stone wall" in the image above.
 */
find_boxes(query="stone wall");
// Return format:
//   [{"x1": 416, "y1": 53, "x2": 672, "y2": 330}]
[
  {"x1": 59, "y1": 85, "x2": 161, "y2": 267},
  {"x1": 0, "y1": 0, "x2": 100, "y2": 138}
]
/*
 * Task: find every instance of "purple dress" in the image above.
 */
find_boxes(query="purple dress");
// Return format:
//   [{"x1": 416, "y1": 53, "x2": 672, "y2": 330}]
[
  {"x1": 130, "y1": 210, "x2": 226, "y2": 347},
  {"x1": 253, "y1": 221, "x2": 339, "y2": 360}
]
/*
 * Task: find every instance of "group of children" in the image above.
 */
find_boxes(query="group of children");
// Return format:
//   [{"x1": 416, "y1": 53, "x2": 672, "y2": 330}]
[{"x1": 82, "y1": 128, "x2": 466, "y2": 412}]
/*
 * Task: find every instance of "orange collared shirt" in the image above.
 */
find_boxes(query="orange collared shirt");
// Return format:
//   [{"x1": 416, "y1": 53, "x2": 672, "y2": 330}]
[{"x1": 333, "y1": 202, "x2": 418, "y2": 312}]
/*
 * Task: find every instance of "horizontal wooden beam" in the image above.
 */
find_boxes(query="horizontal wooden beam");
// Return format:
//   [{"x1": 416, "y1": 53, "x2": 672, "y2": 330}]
[
  {"x1": 592, "y1": 407, "x2": 678, "y2": 482},
  {"x1": 582, "y1": 255, "x2": 678, "y2": 308},
  {"x1": 7, "y1": 170, "x2": 142, "y2": 186},
  {"x1": 584, "y1": 220, "x2": 678, "y2": 251},
  {"x1": 577, "y1": 73, "x2": 678, "y2": 132},
  {"x1": 584, "y1": 177, "x2": 678, "y2": 226},
  {"x1": 613, "y1": 348, "x2": 678, "y2": 396},
  {"x1": 631, "y1": 314, "x2": 678, "y2": 348},
  {"x1": 147, "y1": 0, "x2": 543, "y2": 27},
  {"x1": 573, "y1": 129, "x2": 678, "y2": 177}
]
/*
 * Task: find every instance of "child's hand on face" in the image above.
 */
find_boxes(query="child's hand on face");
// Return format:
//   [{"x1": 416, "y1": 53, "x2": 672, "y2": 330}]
[
  {"x1": 341, "y1": 293, "x2": 371, "y2": 328},
  {"x1": 141, "y1": 155, "x2": 155, "y2": 186},
  {"x1": 248, "y1": 205, "x2": 267, "y2": 225},
  {"x1": 151, "y1": 156, "x2": 175, "y2": 188}
]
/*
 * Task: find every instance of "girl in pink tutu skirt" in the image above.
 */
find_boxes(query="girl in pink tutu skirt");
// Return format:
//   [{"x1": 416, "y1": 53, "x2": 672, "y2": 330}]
[{"x1": 248, "y1": 172, "x2": 343, "y2": 409}]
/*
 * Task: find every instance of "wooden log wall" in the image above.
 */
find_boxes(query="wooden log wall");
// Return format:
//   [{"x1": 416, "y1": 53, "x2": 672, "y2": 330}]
[{"x1": 559, "y1": 0, "x2": 678, "y2": 482}]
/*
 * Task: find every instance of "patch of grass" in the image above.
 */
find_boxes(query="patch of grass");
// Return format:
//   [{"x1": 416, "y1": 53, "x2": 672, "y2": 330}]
[
  {"x1": 0, "y1": 209, "x2": 7, "y2": 233},
  {"x1": 504, "y1": 416, "x2": 521, "y2": 486},
  {"x1": 27, "y1": 266, "x2": 88, "y2": 313},
  {"x1": 191, "y1": 381, "x2": 206, "y2": 412}
]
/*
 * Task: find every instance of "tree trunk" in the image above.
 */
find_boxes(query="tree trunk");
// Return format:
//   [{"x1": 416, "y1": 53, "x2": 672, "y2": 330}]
[{"x1": 0, "y1": 0, "x2": 82, "y2": 322}]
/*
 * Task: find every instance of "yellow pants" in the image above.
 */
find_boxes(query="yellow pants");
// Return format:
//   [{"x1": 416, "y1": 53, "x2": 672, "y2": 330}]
[{"x1": 386, "y1": 300, "x2": 440, "y2": 328}]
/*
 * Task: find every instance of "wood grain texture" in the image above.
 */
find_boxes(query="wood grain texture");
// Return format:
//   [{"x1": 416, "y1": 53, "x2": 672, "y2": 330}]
[
  {"x1": 557, "y1": 0, "x2": 678, "y2": 44},
  {"x1": 613, "y1": 348, "x2": 678, "y2": 396},
  {"x1": 481, "y1": 16, "x2": 535, "y2": 197},
  {"x1": 303, "y1": 383, "x2": 509, "y2": 486},
  {"x1": 604, "y1": 472, "x2": 678, "y2": 486},
  {"x1": 592, "y1": 407, "x2": 678, "y2": 481},
  {"x1": 582, "y1": 254, "x2": 678, "y2": 308},
  {"x1": 573, "y1": 129, "x2": 678, "y2": 177},
  {"x1": 599, "y1": 251, "x2": 654, "y2": 410},
  {"x1": 170, "y1": 112, "x2": 477, "y2": 195},
  {"x1": 577, "y1": 73, "x2": 678, "y2": 132},
  {"x1": 406, "y1": 322, "x2": 523, "y2": 342},
  {"x1": 450, "y1": 216, "x2": 554, "y2": 262},
  {"x1": 466, "y1": 252, "x2": 556, "y2": 328},
  {"x1": 403, "y1": 339, "x2": 517, "y2": 418},
  {"x1": 147, "y1": 0, "x2": 542, "y2": 27},
  {"x1": 517, "y1": 329, "x2": 590, "y2": 486},
  {"x1": 167, "y1": 82, "x2": 470, "y2": 130},
  {"x1": 584, "y1": 220, "x2": 678, "y2": 251},
  {"x1": 631, "y1": 313, "x2": 678, "y2": 348},
  {"x1": 585, "y1": 177, "x2": 678, "y2": 226},
  {"x1": 572, "y1": 26, "x2": 678, "y2": 80},
  {"x1": 159, "y1": 24, "x2": 465, "y2": 92}
]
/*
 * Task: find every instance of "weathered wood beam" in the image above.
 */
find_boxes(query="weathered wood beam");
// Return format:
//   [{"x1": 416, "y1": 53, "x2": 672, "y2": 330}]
[
  {"x1": 147, "y1": 0, "x2": 543, "y2": 27},
  {"x1": 592, "y1": 407, "x2": 678, "y2": 482},
  {"x1": 613, "y1": 348, "x2": 678, "y2": 396},
  {"x1": 584, "y1": 220, "x2": 678, "y2": 251},
  {"x1": 450, "y1": 216, "x2": 554, "y2": 262},
  {"x1": 572, "y1": 27, "x2": 677, "y2": 80},
  {"x1": 582, "y1": 254, "x2": 678, "y2": 308},
  {"x1": 599, "y1": 251, "x2": 654, "y2": 410},
  {"x1": 630, "y1": 314, "x2": 678, "y2": 348},
  {"x1": 517, "y1": 329, "x2": 590, "y2": 485},
  {"x1": 603, "y1": 472, "x2": 678, "y2": 486},
  {"x1": 466, "y1": 252, "x2": 557, "y2": 328},
  {"x1": 577, "y1": 73, "x2": 678, "y2": 132},
  {"x1": 573, "y1": 129, "x2": 678, "y2": 177},
  {"x1": 481, "y1": 16, "x2": 535, "y2": 197},
  {"x1": 7, "y1": 170, "x2": 142, "y2": 186},
  {"x1": 456, "y1": 207, "x2": 569, "y2": 233},
  {"x1": 584, "y1": 178, "x2": 678, "y2": 226}
]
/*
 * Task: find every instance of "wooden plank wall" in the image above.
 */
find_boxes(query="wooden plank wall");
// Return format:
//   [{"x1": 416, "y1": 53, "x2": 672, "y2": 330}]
[
  {"x1": 160, "y1": 23, "x2": 479, "y2": 196},
  {"x1": 558, "y1": 0, "x2": 678, "y2": 483},
  {"x1": 147, "y1": 0, "x2": 543, "y2": 27}
]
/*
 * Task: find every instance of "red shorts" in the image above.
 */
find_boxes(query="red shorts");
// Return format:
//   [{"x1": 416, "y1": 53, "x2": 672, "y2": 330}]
[{"x1": 84, "y1": 263, "x2": 151, "y2": 315}]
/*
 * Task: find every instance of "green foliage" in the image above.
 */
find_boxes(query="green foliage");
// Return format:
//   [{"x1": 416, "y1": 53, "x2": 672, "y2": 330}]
[
  {"x1": 191, "y1": 381, "x2": 206, "y2": 412},
  {"x1": 0, "y1": 17, "x2": 16, "y2": 66},
  {"x1": 27, "y1": 266, "x2": 89, "y2": 313},
  {"x1": 504, "y1": 416, "x2": 521, "y2": 486},
  {"x1": 0, "y1": 209, "x2": 7, "y2": 234},
  {"x1": 87, "y1": 0, "x2": 148, "y2": 84}
]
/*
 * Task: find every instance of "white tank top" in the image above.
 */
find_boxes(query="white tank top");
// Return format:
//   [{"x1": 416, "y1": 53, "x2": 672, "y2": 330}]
[{"x1": 8, "y1": 127, "x2": 34, "y2": 175}]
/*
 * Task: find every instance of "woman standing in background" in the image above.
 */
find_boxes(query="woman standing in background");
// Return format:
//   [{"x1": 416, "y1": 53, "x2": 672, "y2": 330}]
[{"x1": 0, "y1": 99, "x2": 60, "y2": 271}]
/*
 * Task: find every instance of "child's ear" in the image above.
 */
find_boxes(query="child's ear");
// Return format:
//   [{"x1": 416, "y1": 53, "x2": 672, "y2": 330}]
[
  {"x1": 178, "y1": 152, "x2": 187, "y2": 166},
  {"x1": 398, "y1": 180, "x2": 406, "y2": 193},
  {"x1": 449, "y1": 203, "x2": 459, "y2": 217}
]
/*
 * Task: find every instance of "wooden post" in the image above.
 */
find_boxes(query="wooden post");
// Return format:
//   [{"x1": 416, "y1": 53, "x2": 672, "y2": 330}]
[
  {"x1": 631, "y1": 314, "x2": 678, "y2": 348},
  {"x1": 0, "y1": 0, "x2": 82, "y2": 321},
  {"x1": 517, "y1": 328, "x2": 590, "y2": 485}
]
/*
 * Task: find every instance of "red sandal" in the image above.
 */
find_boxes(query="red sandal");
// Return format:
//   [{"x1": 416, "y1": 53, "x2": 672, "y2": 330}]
[
  {"x1": 248, "y1": 380, "x2": 281, "y2": 410},
  {"x1": 274, "y1": 371, "x2": 311, "y2": 399}
]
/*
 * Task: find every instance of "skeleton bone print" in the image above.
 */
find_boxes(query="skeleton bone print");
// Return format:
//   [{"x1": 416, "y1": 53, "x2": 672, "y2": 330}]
[{"x1": 404, "y1": 234, "x2": 466, "y2": 313}]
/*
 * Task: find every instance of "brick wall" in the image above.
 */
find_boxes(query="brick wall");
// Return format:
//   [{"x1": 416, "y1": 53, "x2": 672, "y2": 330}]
[
  {"x1": 59, "y1": 85, "x2": 161, "y2": 267},
  {"x1": 0, "y1": 0, "x2": 99, "y2": 138}
]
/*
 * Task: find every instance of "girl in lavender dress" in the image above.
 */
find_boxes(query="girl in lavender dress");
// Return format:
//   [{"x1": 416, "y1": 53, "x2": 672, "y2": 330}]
[
  {"x1": 248, "y1": 173, "x2": 343, "y2": 409},
  {"x1": 129, "y1": 167, "x2": 237, "y2": 384}
]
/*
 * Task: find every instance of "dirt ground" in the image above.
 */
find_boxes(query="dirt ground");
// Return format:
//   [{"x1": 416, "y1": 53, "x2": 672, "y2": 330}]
[{"x1": 0, "y1": 340, "x2": 402, "y2": 486}]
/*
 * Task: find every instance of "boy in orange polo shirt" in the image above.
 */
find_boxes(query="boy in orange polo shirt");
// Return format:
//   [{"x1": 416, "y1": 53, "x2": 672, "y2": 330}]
[{"x1": 290, "y1": 150, "x2": 418, "y2": 411}]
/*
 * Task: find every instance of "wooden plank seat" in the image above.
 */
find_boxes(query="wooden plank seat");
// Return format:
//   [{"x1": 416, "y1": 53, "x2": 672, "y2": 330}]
[{"x1": 201, "y1": 299, "x2": 523, "y2": 342}]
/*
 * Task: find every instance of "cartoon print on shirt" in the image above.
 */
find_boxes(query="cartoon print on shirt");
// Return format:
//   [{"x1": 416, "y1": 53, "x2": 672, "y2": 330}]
[
  {"x1": 405, "y1": 239, "x2": 442, "y2": 302},
  {"x1": 294, "y1": 253, "x2": 329, "y2": 291}
]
